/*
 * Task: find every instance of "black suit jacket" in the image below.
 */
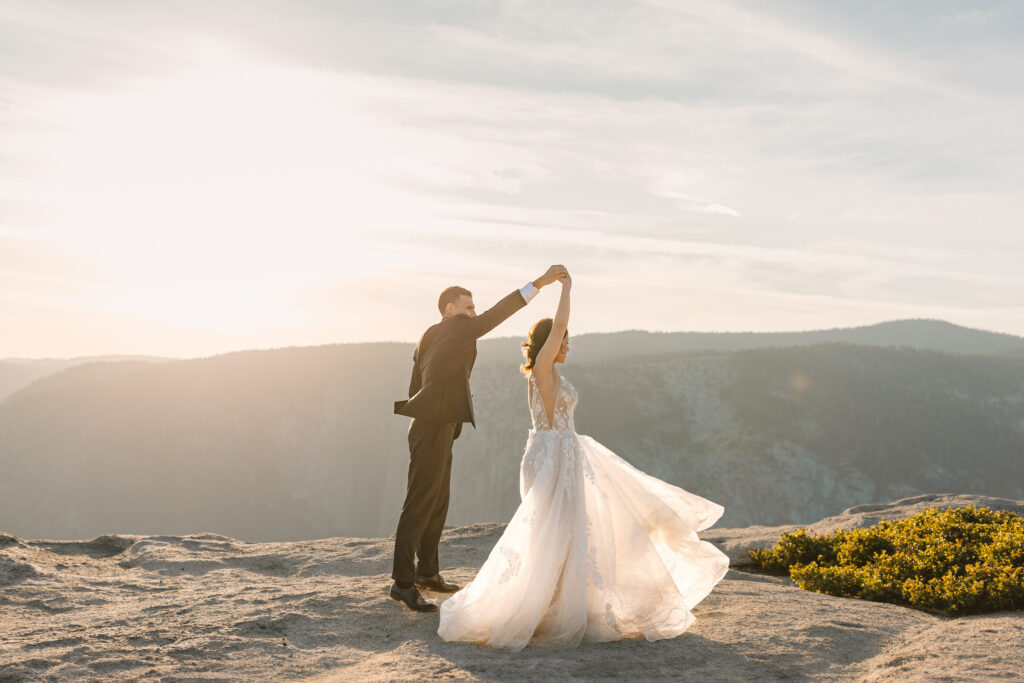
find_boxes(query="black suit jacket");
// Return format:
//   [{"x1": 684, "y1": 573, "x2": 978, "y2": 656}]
[{"x1": 394, "y1": 289, "x2": 527, "y2": 436}]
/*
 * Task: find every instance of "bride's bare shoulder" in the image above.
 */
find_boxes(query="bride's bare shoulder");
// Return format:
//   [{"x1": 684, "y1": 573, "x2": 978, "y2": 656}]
[{"x1": 533, "y1": 368, "x2": 557, "y2": 389}]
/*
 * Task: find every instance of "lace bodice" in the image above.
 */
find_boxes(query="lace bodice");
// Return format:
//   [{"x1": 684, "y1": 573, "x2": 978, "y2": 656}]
[{"x1": 528, "y1": 374, "x2": 578, "y2": 432}]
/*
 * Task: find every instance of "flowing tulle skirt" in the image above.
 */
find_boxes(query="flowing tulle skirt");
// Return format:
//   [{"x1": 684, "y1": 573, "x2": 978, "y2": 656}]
[{"x1": 437, "y1": 429, "x2": 729, "y2": 651}]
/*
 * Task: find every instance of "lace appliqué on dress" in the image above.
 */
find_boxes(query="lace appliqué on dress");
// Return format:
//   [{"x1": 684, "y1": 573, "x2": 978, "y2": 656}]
[{"x1": 498, "y1": 546, "x2": 521, "y2": 584}]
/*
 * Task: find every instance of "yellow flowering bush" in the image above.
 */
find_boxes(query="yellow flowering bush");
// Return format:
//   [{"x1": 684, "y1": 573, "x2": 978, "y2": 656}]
[{"x1": 748, "y1": 506, "x2": 1024, "y2": 615}]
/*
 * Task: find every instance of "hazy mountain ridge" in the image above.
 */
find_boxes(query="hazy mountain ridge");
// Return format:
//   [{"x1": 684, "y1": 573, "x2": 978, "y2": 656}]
[
  {"x1": 2, "y1": 320, "x2": 1023, "y2": 541},
  {"x1": 4, "y1": 318, "x2": 1022, "y2": 405},
  {"x1": 0, "y1": 355, "x2": 172, "y2": 403},
  {"x1": 475, "y1": 318, "x2": 1024, "y2": 365}
]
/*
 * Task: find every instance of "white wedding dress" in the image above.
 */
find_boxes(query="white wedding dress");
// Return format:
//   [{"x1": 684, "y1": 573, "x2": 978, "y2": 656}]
[{"x1": 437, "y1": 374, "x2": 729, "y2": 651}]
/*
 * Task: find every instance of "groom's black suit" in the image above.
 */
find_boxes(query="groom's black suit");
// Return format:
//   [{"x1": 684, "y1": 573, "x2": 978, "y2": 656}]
[{"x1": 392, "y1": 289, "x2": 528, "y2": 583}]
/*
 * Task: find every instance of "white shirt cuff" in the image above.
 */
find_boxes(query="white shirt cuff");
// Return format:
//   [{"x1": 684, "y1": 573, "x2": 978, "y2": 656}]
[{"x1": 519, "y1": 282, "x2": 539, "y2": 304}]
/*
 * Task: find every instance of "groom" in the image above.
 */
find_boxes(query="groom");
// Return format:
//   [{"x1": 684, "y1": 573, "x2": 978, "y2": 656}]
[{"x1": 390, "y1": 265, "x2": 567, "y2": 612}]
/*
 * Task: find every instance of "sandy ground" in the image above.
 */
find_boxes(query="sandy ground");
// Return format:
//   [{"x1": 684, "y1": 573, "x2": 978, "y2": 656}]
[{"x1": 2, "y1": 494, "x2": 1023, "y2": 681}]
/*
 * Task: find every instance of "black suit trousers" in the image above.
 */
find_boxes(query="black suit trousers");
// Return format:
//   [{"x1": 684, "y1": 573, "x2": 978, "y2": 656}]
[{"x1": 391, "y1": 418, "x2": 456, "y2": 583}]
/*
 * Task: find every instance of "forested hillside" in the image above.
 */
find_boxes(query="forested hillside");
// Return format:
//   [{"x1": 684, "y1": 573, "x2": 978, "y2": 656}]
[
  {"x1": 2, "y1": 337, "x2": 1022, "y2": 541},
  {"x1": 0, "y1": 356, "x2": 170, "y2": 401}
]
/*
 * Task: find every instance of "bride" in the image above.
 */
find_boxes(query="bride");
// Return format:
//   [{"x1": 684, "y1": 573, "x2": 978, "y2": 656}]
[{"x1": 437, "y1": 270, "x2": 729, "y2": 651}]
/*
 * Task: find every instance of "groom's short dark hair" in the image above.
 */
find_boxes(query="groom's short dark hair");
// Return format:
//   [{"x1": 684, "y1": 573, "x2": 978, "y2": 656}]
[{"x1": 438, "y1": 286, "x2": 472, "y2": 315}]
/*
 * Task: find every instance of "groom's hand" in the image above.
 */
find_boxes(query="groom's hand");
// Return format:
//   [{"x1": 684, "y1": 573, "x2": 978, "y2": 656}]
[{"x1": 534, "y1": 264, "x2": 567, "y2": 288}]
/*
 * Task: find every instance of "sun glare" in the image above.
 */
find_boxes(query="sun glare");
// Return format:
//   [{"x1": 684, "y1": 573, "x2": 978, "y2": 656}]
[{"x1": 28, "y1": 40, "x2": 433, "y2": 334}]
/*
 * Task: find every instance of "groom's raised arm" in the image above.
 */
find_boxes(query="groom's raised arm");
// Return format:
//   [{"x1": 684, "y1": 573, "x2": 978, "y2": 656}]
[
  {"x1": 461, "y1": 266, "x2": 566, "y2": 340},
  {"x1": 462, "y1": 287, "x2": 531, "y2": 340}
]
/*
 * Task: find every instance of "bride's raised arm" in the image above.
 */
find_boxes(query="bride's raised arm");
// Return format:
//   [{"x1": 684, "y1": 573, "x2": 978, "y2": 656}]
[{"x1": 533, "y1": 272, "x2": 571, "y2": 377}]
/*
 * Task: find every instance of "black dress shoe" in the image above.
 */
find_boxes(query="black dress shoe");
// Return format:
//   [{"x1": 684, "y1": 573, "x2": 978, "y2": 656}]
[
  {"x1": 389, "y1": 582, "x2": 438, "y2": 612},
  {"x1": 414, "y1": 573, "x2": 460, "y2": 593}
]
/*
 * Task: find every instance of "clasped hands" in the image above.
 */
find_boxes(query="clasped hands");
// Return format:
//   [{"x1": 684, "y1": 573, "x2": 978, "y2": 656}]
[{"x1": 536, "y1": 265, "x2": 571, "y2": 289}]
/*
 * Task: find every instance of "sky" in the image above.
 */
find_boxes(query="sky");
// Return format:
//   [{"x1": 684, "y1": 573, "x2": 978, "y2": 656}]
[{"x1": 2, "y1": 0, "x2": 1023, "y2": 359}]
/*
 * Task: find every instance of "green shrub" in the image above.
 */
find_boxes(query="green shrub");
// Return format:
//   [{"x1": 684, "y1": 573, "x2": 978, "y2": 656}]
[
  {"x1": 748, "y1": 506, "x2": 1024, "y2": 615},
  {"x1": 748, "y1": 527, "x2": 836, "y2": 575}
]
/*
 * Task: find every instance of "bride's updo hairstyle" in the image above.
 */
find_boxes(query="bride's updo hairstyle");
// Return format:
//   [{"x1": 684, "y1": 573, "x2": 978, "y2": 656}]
[{"x1": 521, "y1": 318, "x2": 567, "y2": 375}]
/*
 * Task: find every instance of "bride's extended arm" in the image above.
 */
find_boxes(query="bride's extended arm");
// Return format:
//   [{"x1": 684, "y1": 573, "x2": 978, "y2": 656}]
[{"x1": 533, "y1": 273, "x2": 571, "y2": 374}]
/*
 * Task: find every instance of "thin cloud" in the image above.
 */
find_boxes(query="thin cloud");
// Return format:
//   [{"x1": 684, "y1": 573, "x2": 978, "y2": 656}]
[
  {"x1": 638, "y1": 0, "x2": 986, "y2": 102},
  {"x1": 691, "y1": 203, "x2": 741, "y2": 217},
  {"x1": 940, "y1": 9, "x2": 998, "y2": 26}
]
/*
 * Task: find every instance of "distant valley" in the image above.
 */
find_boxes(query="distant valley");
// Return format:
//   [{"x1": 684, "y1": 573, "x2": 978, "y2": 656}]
[{"x1": 2, "y1": 319, "x2": 1023, "y2": 541}]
